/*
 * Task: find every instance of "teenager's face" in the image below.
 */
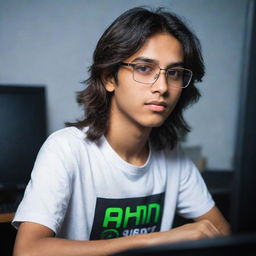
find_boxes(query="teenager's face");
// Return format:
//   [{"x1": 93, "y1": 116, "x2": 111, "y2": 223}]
[{"x1": 106, "y1": 33, "x2": 184, "y2": 130}]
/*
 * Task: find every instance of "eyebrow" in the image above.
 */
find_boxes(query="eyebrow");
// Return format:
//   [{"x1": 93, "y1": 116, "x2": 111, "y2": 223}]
[{"x1": 131, "y1": 56, "x2": 184, "y2": 68}]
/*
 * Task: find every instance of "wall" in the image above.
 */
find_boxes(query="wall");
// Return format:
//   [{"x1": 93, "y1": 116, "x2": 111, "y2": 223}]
[{"x1": 0, "y1": 0, "x2": 249, "y2": 170}]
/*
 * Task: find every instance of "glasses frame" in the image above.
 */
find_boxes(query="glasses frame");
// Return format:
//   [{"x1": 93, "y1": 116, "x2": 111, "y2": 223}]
[{"x1": 120, "y1": 62, "x2": 193, "y2": 88}]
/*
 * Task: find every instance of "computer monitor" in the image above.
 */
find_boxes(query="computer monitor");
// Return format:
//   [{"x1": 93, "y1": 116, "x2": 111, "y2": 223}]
[
  {"x1": 0, "y1": 85, "x2": 47, "y2": 191},
  {"x1": 111, "y1": 233, "x2": 256, "y2": 256},
  {"x1": 229, "y1": 0, "x2": 256, "y2": 234}
]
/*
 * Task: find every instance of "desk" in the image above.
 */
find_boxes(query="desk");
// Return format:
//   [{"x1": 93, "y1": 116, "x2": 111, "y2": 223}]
[{"x1": 0, "y1": 212, "x2": 15, "y2": 223}]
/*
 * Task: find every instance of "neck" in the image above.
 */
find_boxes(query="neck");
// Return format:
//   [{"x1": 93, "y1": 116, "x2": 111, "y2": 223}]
[{"x1": 105, "y1": 117, "x2": 151, "y2": 166}]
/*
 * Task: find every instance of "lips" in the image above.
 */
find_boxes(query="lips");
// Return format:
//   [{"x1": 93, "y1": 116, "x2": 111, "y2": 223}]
[{"x1": 144, "y1": 100, "x2": 168, "y2": 112}]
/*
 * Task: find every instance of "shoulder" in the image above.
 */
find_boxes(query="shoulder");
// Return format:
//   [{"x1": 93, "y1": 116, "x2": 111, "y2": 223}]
[
  {"x1": 153, "y1": 143, "x2": 184, "y2": 162},
  {"x1": 36, "y1": 127, "x2": 91, "y2": 163},
  {"x1": 32, "y1": 127, "x2": 91, "y2": 179},
  {"x1": 154, "y1": 143, "x2": 198, "y2": 177},
  {"x1": 43, "y1": 127, "x2": 88, "y2": 150},
  {"x1": 150, "y1": 143, "x2": 189, "y2": 176},
  {"x1": 47, "y1": 126, "x2": 86, "y2": 142}
]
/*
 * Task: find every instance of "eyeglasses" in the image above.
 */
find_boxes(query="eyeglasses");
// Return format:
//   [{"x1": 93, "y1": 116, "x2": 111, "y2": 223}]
[{"x1": 120, "y1": 62, "x2": 193, "y2": 88}]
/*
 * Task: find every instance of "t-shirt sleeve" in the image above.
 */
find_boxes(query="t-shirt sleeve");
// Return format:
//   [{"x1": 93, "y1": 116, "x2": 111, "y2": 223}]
[
  {"x1": 12, "y1": 133, "x2": 74, "y2": 234},
  {"x1": 176, "y1": 147, "x2": 215, "y2": 219}
]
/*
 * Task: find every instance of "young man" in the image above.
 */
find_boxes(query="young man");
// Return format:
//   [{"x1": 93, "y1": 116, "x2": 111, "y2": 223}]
[{"x1": 12, "y1": 7, "x2": 230, "y2": 256}]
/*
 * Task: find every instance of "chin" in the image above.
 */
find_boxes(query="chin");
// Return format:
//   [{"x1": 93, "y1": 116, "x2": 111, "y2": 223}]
[
  {"x1": 143, "y1": 119, "x2": 166, "y2": 128},
  {"x1": 134, "y1": 113, "x2": 168, "y2": 129}
]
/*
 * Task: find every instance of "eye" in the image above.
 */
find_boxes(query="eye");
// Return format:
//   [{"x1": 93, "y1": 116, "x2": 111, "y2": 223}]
[
  {"x1": 134, "y1": 63, "x2": 155, "y2": 74},
  {"x1": 167, "y1": 69, "x2": 183, "y2": 80}
]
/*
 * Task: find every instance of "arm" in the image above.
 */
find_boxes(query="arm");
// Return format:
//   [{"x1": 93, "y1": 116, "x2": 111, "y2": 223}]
[
  {"x1": 13, "y1": 217, "x2": 228, "y2": 256},
  {"x1": 193, "y1": 205, "x2": 231, "y2": 236},
  {"x1": 13, "y1": 222, "x2": 147, "y2": 256}
]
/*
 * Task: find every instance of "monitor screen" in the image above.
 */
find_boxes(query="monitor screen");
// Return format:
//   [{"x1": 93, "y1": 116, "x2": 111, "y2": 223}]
[{"x1": 0, "y1": 85, "x2": 47, "y2": 190}]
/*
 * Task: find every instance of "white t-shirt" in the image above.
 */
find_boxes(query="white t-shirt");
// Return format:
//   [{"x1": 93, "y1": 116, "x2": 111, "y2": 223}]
[{"x1": 12, "y1": 127, "x2": 214, "y2": 240}]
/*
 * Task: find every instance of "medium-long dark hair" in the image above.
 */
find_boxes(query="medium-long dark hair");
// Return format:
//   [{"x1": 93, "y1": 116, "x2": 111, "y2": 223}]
[{"x1": 66, "y1": 7, "x2": 205, "y2": 150}]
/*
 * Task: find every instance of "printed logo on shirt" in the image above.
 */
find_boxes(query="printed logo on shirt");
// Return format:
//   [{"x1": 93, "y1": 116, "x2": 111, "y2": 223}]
[{"x1": 89, "y1": 192, "x2": 165, "y2": 240}]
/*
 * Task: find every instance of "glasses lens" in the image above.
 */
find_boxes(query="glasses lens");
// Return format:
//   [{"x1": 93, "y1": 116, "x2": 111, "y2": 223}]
[
  {"x1": 166, "y1": 68, "x2": 192, "y2": 88},
  {"x1": 133, "y1": 63, "x2": 158, "y2": 84}
]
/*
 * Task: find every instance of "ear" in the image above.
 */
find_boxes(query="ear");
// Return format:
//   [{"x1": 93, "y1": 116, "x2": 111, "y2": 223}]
[
  {"x1": 102, "y1": 74, "x2": 116, "y2": 92},
  {"x1": 105, "y1": 78, "x2": 116, "y2": 92}
]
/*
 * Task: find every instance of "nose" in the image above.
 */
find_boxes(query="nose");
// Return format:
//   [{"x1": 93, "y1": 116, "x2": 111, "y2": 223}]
[{"x1": 151, "y1": 69, "x2": 168, "y2": 95}]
